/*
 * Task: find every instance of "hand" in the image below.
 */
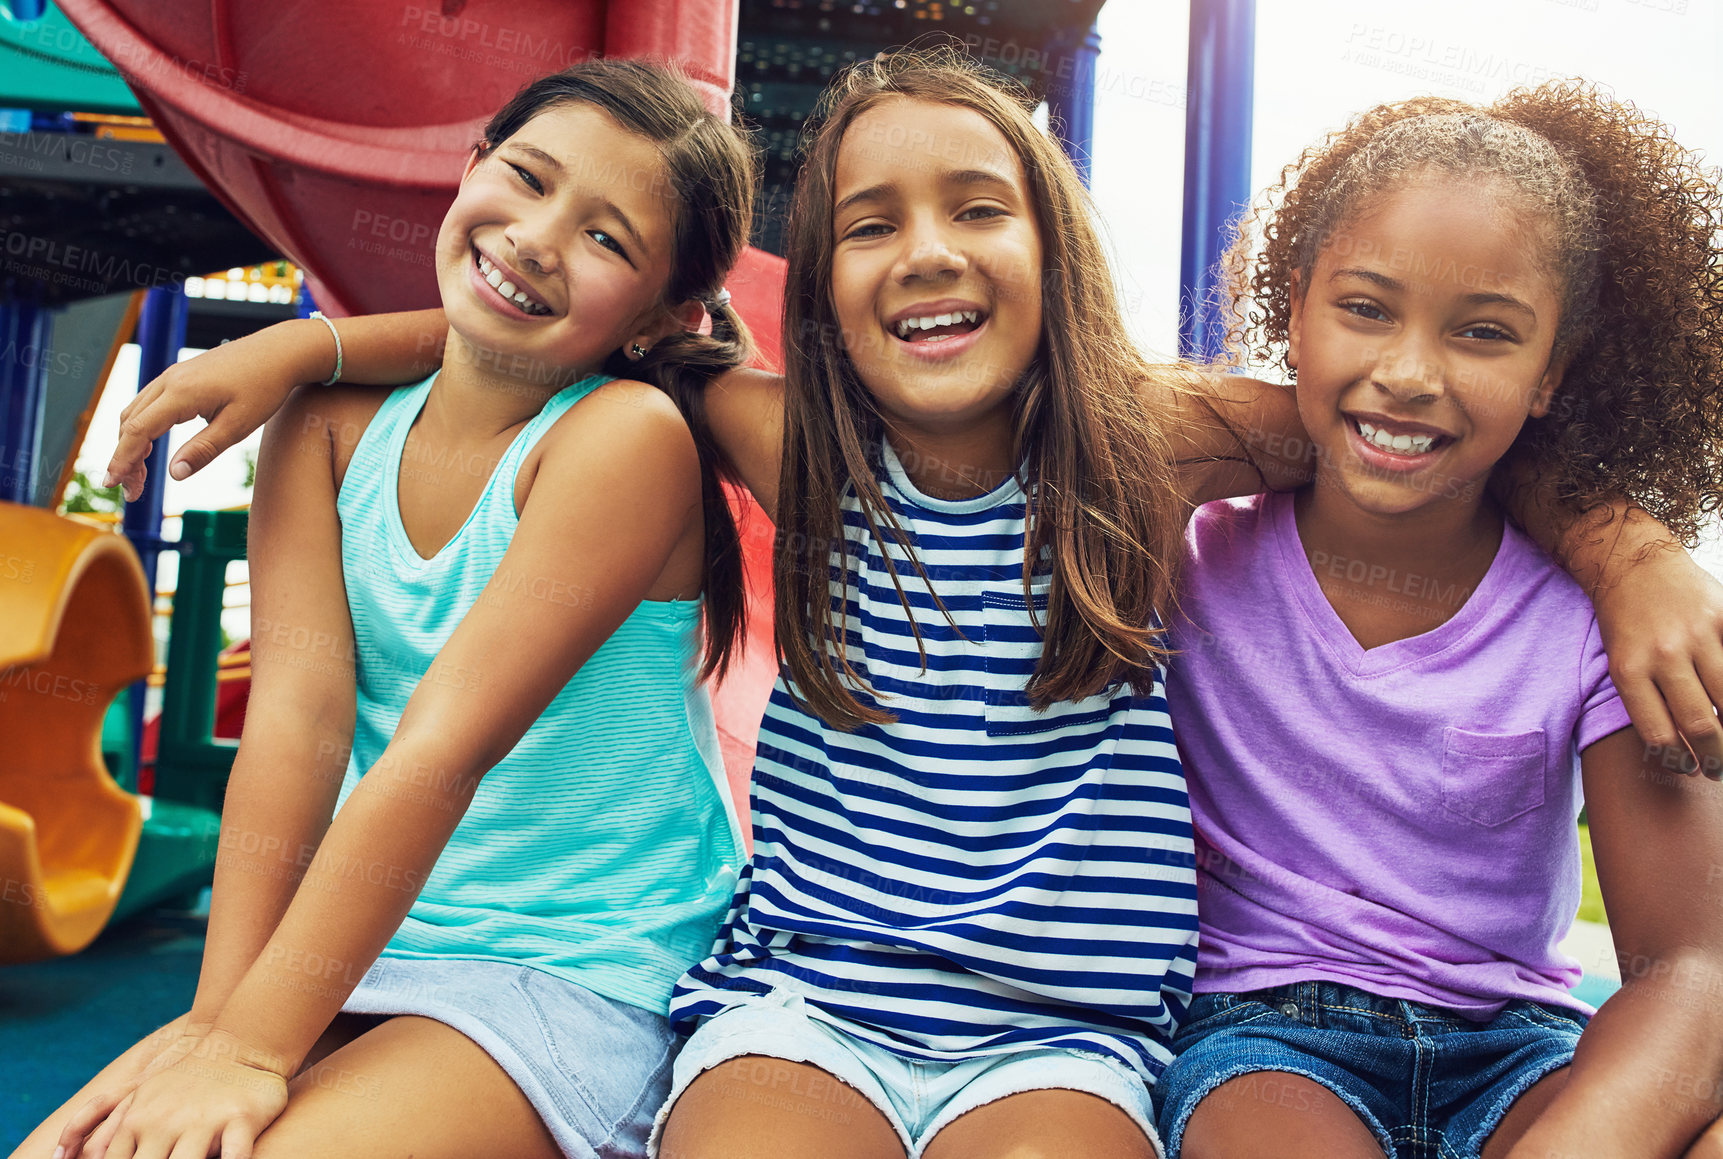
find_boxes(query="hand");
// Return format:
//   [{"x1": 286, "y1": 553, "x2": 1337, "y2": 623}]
[
  {"x1": 52, "y1": 1017, "x2": 216, "y2": 1159},
  {"x1": 63, "y1": 1030, "x2": 289, "y2": 1159},
  {"x1": 105, "y1": 319, "x2": 334, "y2": 502},
  {"x1": 1594, "y1": 540, "x2": 1723, "y2": 779}
]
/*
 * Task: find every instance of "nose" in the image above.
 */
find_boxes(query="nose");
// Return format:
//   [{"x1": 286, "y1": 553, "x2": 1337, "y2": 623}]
[
  {"x1": 892, "y1": 214, "x2": 966, "y2": 284},
  {"x1": 1368, "y1": 335, "x2": 1446, "y2": 404},
  {"x1": 504, "y1": 212, "x2": 559, "y2": 277}
]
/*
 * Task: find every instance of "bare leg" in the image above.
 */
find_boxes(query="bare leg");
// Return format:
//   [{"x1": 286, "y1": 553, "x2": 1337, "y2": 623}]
[
  {"x1": 251, "y1": 1015, "x2": 559, "y2": 1159},
  {"x1": 657, "y1": 1056, "x2": 906, "y2": 1159},
  {"x1": 921, "y1": 1089, "x2": 1157, "y2": 1159},
  {"x1": 1480, "y1": 1067, "x2": 1570, "y2": 1159},
  {"x1": 1180, "y1": 1071, "x2": 1385, "y2": 1159},
  {"x1": 1684, "y1": 1117, "x2": 1723, "y2": 1159}
]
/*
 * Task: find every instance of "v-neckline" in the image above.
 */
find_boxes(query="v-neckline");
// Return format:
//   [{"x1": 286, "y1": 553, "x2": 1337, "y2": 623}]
[{"x1": 1271, "y1": 490, "x2": 1510, "y2": 677}]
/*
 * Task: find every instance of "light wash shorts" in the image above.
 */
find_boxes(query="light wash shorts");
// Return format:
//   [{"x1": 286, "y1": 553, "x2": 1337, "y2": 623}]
[
  {"x1": 648, "y1": 989, "x2": 1162, "y2": 1158},
  {"x1": 342, "y1": 955, "x2": 677, "y2": 1159}
]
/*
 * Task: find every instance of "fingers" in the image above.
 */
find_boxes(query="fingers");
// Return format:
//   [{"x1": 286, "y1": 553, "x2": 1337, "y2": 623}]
[
  {"x1": 81, "y1": 1098, "x2": 133, "y2": 1159},
  {"x1": 105, "y1": 386, "x2": 222, "y2": 500},
  {"x1": 217, "y1": 1122, "x2": 255, "y2": 1159},
  {"x1": 165, "y1": 1129, "x2": 217, "y2": 1159},
  {"x1": 1614, "y1": 665, "x2": 1681, "y2": 765},
  {"x1": 1694, "y1": 649, "x2": 1723, "y2": 780},
  {"x1": 1661, "y1": 667, "x2": 1723, "y2": 779},
  {"x1": 57, "y1": 1089, "x2": 131, "y2": 1159},
  {"x1": 165, "y1": 412, "x2": 247, "y2": 486}
]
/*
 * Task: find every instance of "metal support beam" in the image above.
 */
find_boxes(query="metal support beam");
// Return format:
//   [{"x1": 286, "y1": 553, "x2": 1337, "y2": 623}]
[
  {"x1": 121, "y1": 284, "x2": 188, "y2": 784},
  {"x1": 0, "y1": 297, "x2": 49, "y2": 504},
  {"x1": 1179, "y1": 0, "x2": 1256, "y2": 363}
]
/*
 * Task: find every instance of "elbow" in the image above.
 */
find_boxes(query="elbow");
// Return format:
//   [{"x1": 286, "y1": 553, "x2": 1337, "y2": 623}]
[
  {"x1": 366, "y1": 734, "x2": 492, "y2": 809},
  {"x1": 1616, "y1": 944, "x2": 1723, "y2": 1009}
]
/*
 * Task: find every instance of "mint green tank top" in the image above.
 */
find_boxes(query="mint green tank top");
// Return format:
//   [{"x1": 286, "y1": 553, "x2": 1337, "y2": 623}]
[{"x1": 333, "y1": 373, "x2": 744, "y2": 1014}]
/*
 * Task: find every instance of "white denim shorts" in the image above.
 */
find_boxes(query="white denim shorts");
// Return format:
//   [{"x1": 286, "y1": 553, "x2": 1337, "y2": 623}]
[
  {"x1": 648, "y1": 989, "x2": 1162, "y2": 1158},
  {"x1": 343, "y1": 955, "x2": 677, "y2": 1159}
]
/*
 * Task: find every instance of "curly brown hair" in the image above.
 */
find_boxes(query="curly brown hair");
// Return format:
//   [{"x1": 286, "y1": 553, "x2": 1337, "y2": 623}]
[{"x1": 1222, "y1": 80, "x2": 1723, "y2": 544}]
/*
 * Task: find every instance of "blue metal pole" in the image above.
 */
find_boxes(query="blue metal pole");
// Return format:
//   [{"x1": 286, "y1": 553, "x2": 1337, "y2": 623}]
[
  {"x1": 0, "y1": 298, "x2": 49, "y2": 505},
  {"x1": 1179, "y1": 0, "x2": 1256, "y2": 363},
  {"x1": 122, "y1": 284, "x2": 189, "y2": 786},
  {"x1": 1046, "y1": 23, "x2": 1102, "y2": 187}
]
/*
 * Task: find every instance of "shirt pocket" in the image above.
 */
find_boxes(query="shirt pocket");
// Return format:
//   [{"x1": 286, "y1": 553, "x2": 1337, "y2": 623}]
[
  {"x1": 1439, "y1": 726, "x2": 1548, "y2": 827},
  {"x1": 980, "y1": 583, "x2": 1113, "y2": 738}
]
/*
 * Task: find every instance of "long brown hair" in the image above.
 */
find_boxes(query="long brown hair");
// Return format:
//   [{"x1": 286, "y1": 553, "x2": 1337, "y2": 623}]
[
  {"x1": 480, "y1": 60, "x2": 758, "y2": 678},
  {"x1": 1223, "y1": 81, "x2": 1723, "y2": 545},
  {"x1": 774, "y1": 48, "x2": 1188, "y2": 731}
]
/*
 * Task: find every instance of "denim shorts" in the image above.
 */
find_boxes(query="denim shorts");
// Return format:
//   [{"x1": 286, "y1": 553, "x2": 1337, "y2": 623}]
[
  {"x1": 1156, "y1": 981, "x2": 1588, "y2": 1159},
  {"x1": 649, "y1": 989, "x2": 1163, "y2": 1158},
  {"x1": 342, "y1": 956, "x2": 678, "y2": 1158}
]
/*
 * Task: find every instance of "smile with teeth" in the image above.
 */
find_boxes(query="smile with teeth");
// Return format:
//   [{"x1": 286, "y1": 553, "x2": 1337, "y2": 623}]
[
  {"x1": 893, "y1": 310, "x2": 983, "y2": 341},
  {"x1": 476, "y1": 252, "x2": 551, "y2": 316},
  {"x1": 1355, "y1": 419, "x2": 1442, "y2": 457}
]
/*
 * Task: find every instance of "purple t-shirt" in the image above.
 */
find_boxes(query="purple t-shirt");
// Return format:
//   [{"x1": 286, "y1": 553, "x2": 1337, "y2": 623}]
[{"x1": 1166, "y1": 491, "x2": 1630, "y2": 1017}]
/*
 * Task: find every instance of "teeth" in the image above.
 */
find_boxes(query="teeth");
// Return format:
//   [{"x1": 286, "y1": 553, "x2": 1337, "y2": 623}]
[
  {"x1": 893, "y1": 310, "x2": 982, "y2": 338},
  {"x1": 1357, "y1": 421, "x2": 1435, "y2": 455},
  {"x1": 476, "y1": 252, "x2": 549, "y2": 315}
]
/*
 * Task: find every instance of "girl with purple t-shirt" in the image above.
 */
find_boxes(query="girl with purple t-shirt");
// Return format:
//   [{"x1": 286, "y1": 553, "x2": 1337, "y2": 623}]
[{"x1": 1158, "y1": 85, "x2": 1723, "y2": 1159}]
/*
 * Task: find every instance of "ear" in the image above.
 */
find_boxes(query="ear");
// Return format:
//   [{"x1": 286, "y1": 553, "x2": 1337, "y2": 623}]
[
  {"x1": 1286, "y1": 271, "x2": 1304, "y2": 372},
  {"x1": 460, "y1": 145, "x2": 486, "y2": 184},
  {"x1": 644, "y1": 299, "x2": 706, "y2": 343},
  {"x1": 1528, "y1": 353, "x2": 1567, "y2": 419}
]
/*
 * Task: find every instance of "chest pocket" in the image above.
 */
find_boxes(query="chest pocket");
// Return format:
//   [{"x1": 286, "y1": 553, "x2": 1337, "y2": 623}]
[
  {"x1": 1439, "y1": 727, "x2": 1549, "y2": 827},
  {"x1": 980, "y1": 583, "x2": 1113, "y2": 738}
]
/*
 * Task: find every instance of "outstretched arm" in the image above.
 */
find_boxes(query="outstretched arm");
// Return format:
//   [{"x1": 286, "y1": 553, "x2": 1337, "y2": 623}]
[
  {"x1": 1503, "y1": 726, "x2": 1723, "y2": 1158},
  {"x1": 62, "y1": 383, "x2": 703, "y2": 1159},
  {"x1": 106, "y1": 309, "x2": 448, "y2": 501}
]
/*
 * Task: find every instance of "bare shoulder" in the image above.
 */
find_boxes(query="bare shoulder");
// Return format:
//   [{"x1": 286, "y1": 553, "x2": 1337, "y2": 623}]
[
  {"x1": 268, "y1": 383, "x2": 393, "y2": 488},
  {"x1": 530, "y1": 378, "x2": 700, "y2": 496}
]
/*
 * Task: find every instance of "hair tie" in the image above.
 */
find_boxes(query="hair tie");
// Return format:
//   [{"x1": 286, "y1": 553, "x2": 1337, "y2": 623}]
[{"x1": 707, "y1": 287, "x2": 731, "y2": 310}]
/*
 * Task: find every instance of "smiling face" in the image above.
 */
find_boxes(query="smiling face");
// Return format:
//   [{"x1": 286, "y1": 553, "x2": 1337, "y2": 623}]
[
  {"x1": 827, "y1": 97, "x2": 1043, "y2": 439},
  {"x1": 1288, "y1": 178, "x2": 1568, "y2": 520},
  {"x1": 435, "y1": 102, "x2": 681, "y2": 383}
]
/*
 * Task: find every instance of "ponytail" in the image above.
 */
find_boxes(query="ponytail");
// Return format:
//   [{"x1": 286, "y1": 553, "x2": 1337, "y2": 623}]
[{"x1": 605, "y1": 300, "x2": 754, "y2": 681}]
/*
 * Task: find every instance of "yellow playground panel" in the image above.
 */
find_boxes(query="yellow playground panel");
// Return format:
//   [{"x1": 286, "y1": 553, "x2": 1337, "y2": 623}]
[{"x1": 0, "y1": 502, "x2": 152, "y2": 962}]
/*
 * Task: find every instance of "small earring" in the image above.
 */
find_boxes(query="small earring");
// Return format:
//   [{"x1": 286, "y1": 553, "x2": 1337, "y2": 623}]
[{"x1": 630, "y1": 343, "x2": 648, "y2": 359}]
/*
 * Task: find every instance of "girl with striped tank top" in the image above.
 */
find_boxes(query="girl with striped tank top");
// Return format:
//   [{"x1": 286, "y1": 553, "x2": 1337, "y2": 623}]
[
  {"x1": 94, "y1": 51, "x2": 1723, "y2": 1159},
  {"x1": 29, "y1": 61, "x2": 755, "y2": 1159}
]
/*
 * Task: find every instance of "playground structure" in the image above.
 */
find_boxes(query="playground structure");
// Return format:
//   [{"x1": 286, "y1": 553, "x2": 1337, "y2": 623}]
[
  {"x1": 6, "y1": 0, "x2": 1214, "y2": 961},
  {"x1": 0, "y1": 503, "x2": 150, "y2": 962}
]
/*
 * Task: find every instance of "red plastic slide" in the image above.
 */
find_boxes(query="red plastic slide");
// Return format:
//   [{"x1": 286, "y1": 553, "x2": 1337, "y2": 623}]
[{"x1": 58, "y1": 0, "x2": 783, "y2": 832}]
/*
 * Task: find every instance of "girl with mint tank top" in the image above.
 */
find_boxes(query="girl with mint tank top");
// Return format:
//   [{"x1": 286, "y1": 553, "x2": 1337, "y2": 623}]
[
  {"x1": 36, "y1": 60, "x2": 760, "y2": 1159},
  {"x1": 333, "y1": 371, "x2": 740, "y2": 1012}
]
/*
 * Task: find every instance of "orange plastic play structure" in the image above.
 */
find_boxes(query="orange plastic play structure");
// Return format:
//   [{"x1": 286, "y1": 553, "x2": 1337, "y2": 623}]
[{"x1": 0, "y1": 503, "x2": 153, "y2": 962}]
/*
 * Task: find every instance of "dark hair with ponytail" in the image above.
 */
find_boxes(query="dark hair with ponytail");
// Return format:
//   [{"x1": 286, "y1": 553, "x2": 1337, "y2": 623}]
[{"x1": 479, "y1": 59, "x2": 758, "y2": 679}]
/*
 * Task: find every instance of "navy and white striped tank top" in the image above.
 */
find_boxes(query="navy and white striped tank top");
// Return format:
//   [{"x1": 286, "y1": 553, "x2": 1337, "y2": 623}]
[{"x1": 670, "y1": 441, "x2": 1198, "y2": 1081}]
